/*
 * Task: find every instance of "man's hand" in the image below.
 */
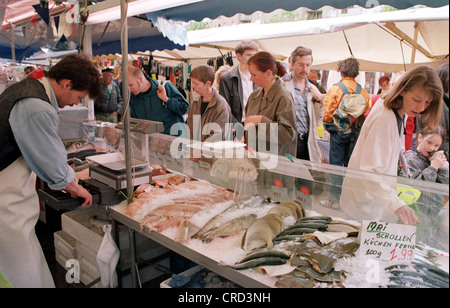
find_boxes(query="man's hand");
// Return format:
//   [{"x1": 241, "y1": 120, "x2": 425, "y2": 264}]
[
  {"x1": 157, "y1": 82, "x2": 169, "y2": 103},
  {"x1": 309, "y1": 84, "x2": 324, "y2": 103},
  {"x1": 64, "y1": 179, "x2": 93, "y2": 207}
]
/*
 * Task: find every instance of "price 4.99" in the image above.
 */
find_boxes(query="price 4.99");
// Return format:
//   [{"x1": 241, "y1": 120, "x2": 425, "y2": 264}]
[{"x1": 389, "y1": 248, "x2": 414, "y2": 261}]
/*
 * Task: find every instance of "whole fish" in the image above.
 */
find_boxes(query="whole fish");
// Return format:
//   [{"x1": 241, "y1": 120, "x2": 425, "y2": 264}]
[
  {"x1": 296, "y1": 265, "x2": 343, "y2": 283},
  {"x1": 192, "y1": 195, "x2": 272, "y2": 239},
  {"x1": 277, "y1": 227, "x2": 318, "y2": 236},
  {"x1": 226, "y1": 257, "x2": 286, "y2": 270},
  {"x1": 269, "y1": 200, "x2": 304, "y2": 220},
  {"x1": 297, "y1": 216, "x2": 332, "y2": 222},
  {"x1": 238, "y1": 250, "x2": 290, "y2": 263},
  {"x1": 200, "y1": 214, "x2": 257, "y2": 243},
  {"x1": 387, "y1": 270, "x2": 449, "y2": 288},
  {"x1": 290, "y1": 222, "x2": 329, "y2": 230},
  {"x1": 273, "y1": 234, "x2": 307, "y2": 244},
  {"x1": 241, "y1": 213, "x2": 283, "y2": 252}
]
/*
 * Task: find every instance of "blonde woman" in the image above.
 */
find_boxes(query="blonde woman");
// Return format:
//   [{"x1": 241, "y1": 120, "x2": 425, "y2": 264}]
[{"x1": 213, "y1": 65, "x2": 232, "y2": 91}]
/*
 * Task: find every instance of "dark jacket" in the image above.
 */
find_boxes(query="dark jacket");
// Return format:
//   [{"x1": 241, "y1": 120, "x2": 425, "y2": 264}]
[
  {"x1": 130, "y1": 77, "x2": 189, "y2": 135},
  {"x1": 219, "y1": 66, "x2": 257, "y2": 124},
  {"x1": 404, "y1": 147, "x2": 449, "y2": 184},
  {"x1": 94, "y1": 81, "x2": 123, "y2": 115},
  {"x1": 0, "y1": 78, "x2": 50, "y2": 171}
]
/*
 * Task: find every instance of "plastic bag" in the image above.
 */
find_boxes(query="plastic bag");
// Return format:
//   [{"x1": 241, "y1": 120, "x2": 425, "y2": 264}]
[{"x1": 96, "y1": 224, "x2": 120, "y2": 288}]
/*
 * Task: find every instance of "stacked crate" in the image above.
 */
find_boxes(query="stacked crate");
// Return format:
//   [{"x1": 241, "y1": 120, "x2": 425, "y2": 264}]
[{"x1": 55, "y1": 206, "x2": 170, "y2": 287}]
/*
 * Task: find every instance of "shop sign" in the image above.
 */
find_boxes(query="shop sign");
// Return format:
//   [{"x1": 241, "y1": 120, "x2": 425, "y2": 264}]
[{"x1": 360, "y1": 220, "x2": 416, "y2": 262}]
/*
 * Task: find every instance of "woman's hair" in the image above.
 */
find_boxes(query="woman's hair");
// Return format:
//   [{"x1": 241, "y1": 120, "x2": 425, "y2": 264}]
[
  {"x1": 383, "y1": 65, "x2": 443, "y2": 129},
  {"x1": 213, "y1": 65, "x2": 232, "y2": 90},
  {"x1": 248, "y1": 51, "x2": 287, "y2": 77},
  {"x1": 337, "y1": 58, "x2": 360, "y2": 78},
  {"x1": 47, "y1": 54, "x2": 101, "y2": 98},
  {"x1": 418, "y1": 125, "x2": 446, "y2": 145},
  {"x1": 190, "y1": 64, "x2": 215, "y2": 85},
  {"x1": 378, "y1": 75, "x2": 390, "y2": 86}
]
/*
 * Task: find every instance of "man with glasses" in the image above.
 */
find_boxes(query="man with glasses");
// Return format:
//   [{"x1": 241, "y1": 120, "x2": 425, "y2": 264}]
[{"x1": 283, "y1": 46, "x2": 325, "y2": 161}]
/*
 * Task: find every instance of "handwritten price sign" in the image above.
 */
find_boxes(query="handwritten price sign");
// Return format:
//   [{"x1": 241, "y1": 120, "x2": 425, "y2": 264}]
[{"x1": 360, "y1": 220, "x2": 416, "y2": 262}]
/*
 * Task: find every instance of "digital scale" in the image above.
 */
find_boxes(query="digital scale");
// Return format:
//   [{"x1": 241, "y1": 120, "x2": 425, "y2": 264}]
[
  {"x1": 87, "y1": 118, "x2": 164, "y2": 190},
  {"x1": 86, "y1": 148, "x2": 153, "y2": 190},
  {"x1": 89, "y1": 163, "x2": 153, "y2": 190}
]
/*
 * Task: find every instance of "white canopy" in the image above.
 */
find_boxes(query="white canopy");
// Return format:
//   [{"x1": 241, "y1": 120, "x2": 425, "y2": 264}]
[{"x1": 150, "y1": 6, "x2": 449, "y2": 72}]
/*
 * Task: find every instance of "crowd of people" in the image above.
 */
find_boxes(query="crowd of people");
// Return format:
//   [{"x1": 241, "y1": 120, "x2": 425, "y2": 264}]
[{"x1": 92, "y1": 41, "x2": 448, "y2": 226}]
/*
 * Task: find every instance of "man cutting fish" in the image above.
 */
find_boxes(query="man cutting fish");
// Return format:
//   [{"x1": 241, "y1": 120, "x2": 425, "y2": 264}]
[{"x1": 0, "y1": 55, "x2": 101, "y2": 287}]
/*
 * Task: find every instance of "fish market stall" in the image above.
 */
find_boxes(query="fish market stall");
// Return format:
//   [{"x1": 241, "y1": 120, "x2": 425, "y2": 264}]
[{"x1": 103, "y1": 133, "x2": 448, "y2": 288}]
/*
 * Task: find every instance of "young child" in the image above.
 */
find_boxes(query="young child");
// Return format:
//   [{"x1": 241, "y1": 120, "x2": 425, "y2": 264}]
[{"x1": 404, "y1": 126, "x2": 448, "y2": 184}]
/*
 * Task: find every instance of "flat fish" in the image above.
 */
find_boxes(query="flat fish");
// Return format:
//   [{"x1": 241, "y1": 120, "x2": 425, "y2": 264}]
[
  {"x1": 294, "y1": 237, "x2": 359, "y2": 274},
  {"x1": 296, "y1": 265, "x2": 343, "y2": 283},
  {"x1": 275, "y1": 275, "x2": 315, "y2": 288}
]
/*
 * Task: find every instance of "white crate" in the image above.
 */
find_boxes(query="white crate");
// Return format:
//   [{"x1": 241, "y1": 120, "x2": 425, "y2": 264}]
[
  {"x1": 54, "y1": 230, "x2": 77, "y2": 268},
  {"x1": 61, "y1": 207, "x2": 164, "y2": 252},
  {"x1": 62, "y1": 207, "x2": 171, "y2": 287},
  {"x1": 61, "y1": 207, "x2": 107, "y2": 252}
]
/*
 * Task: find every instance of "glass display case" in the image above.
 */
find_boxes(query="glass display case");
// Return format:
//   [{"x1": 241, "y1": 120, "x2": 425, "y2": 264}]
[{"x1": 145, "y1": 133, "x2": 449, "y2": 254}]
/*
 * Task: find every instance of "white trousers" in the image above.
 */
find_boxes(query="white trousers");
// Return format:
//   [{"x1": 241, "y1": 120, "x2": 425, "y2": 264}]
[{"x1": 0, "y1": 156, "x2": 55, "y2": 288}]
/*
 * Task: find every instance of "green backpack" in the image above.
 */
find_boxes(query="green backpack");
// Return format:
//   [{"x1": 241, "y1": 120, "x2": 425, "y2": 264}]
[{"x1": 332, "y1": 82, "x2": 367, "y2": 138}]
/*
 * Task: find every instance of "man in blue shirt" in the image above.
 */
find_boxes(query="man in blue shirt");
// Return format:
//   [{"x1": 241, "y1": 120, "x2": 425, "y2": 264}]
[
  {"x1": 0, "y1": 54, "x2": 101, "y2": 287},
  {"x1": 128, "y1": 66, "x2": 189, "y2": 136},
  {"x1": 283, "y1": 46, "x2": 324, "y2": 162}
]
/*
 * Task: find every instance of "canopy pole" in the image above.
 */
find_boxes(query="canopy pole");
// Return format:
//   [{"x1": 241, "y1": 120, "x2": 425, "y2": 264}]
[
  {"x1": 410, "y1": 22, "x2": 420, "y2": 65},
  {"x1": 342, "y1": 30, "x2": 354, "y2": 58},
  {"x1": 120, "y1": 0, "x2": 133, "y2": 204},
  {"x1": 10, "y1": 24, "x2": 15, "y2": 63}
]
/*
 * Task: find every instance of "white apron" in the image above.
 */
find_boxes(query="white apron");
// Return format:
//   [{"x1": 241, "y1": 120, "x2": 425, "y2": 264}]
[{"x1": 0, "y1": 156, "x2": 55, "y2": 288}]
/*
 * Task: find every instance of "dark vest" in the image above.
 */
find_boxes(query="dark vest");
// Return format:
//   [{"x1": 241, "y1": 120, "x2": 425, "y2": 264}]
[{"x1": 0, "y1": 77, "x2": 51, "y2": 172}]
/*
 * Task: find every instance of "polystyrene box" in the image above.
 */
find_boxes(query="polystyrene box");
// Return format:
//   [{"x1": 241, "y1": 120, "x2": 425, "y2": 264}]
[
  {"x1": 61, "y1": 206, "x2": 107, "y2": 252},
  {"x1": 54, "y1": 230, "x2": 77, "y2": 268}
]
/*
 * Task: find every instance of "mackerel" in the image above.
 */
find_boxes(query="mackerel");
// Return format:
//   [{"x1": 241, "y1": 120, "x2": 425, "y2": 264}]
[
  {"x1": 238, "y1": 250, "x2": 290, "y2": 263},
  {"x1": 278, "y1": 227, "x2": 318, "y2": 236},
  {"x1": 227, "y1": 257, "x2": 286, "y2": 270}
]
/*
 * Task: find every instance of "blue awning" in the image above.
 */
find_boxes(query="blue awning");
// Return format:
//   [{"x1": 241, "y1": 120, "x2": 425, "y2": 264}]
[
  {"x1": 0, "y1": 42, "x2": 38, "y2": 61},
  {"x1": 92, "y1": 34, "x2": 185, "y2": 56},
  {"x1": 145, "y1": 0, "x2": 449, "y2": 22}
]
